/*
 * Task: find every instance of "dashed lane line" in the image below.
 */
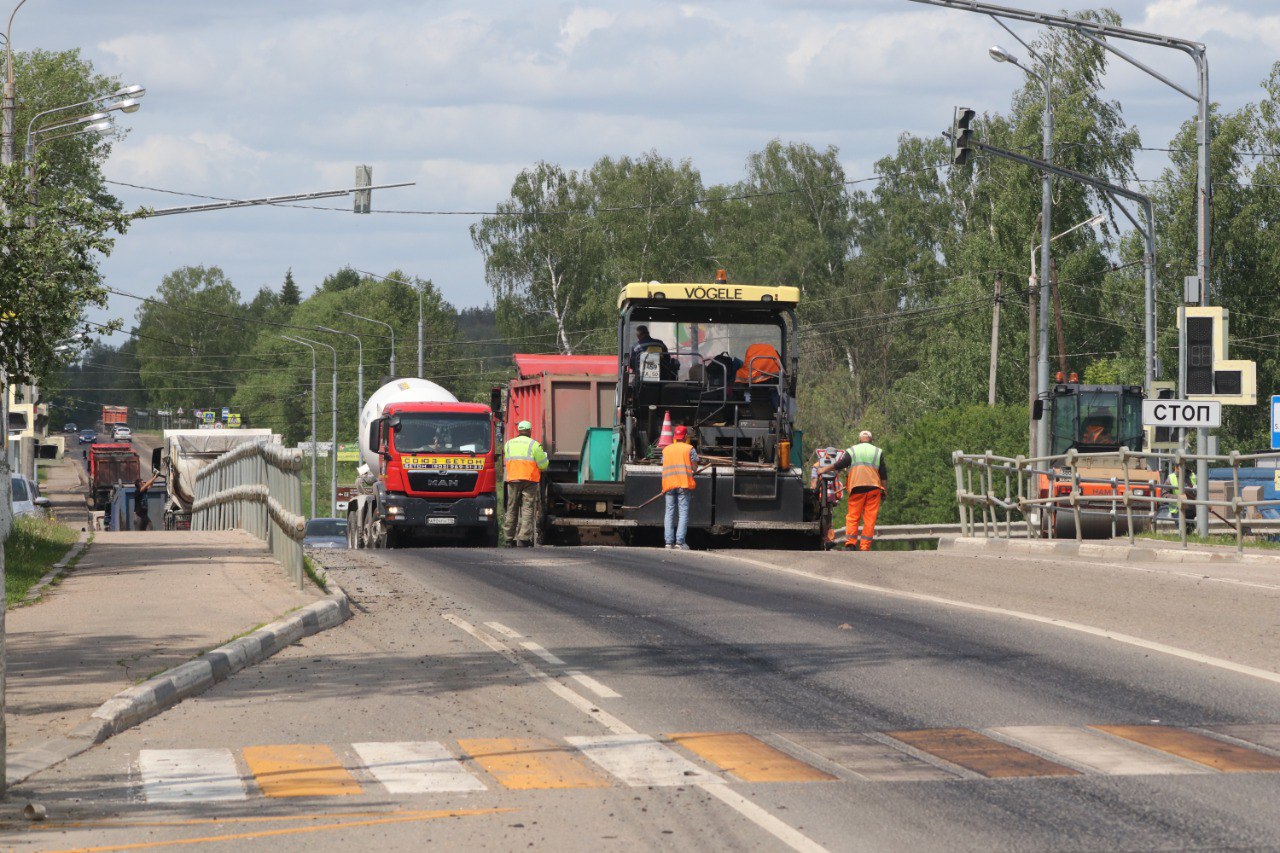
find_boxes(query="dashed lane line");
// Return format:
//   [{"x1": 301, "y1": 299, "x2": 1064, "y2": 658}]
[
  {"x1": 520, "y1": 640, "x2": 567, "y2": 666},
  {"x1": 565, "y1": 670, "x2": 622, "y2": 698}
]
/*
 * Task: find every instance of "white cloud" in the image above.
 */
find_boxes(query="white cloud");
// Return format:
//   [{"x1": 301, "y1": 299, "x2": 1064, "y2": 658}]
[{"x1": 558, "y1": 7, "x2": 617, "y2": 53}]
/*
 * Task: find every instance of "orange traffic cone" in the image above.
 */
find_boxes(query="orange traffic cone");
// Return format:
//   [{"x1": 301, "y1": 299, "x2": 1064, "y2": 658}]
[{"x1": 657, "y1": 411, "x2": 674, "y2": 448}]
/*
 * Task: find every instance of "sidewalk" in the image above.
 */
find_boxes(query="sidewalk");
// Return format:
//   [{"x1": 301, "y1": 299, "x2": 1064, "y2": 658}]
[{"x1": 5, "y1": 529, "x2": 322, "y2": 753}]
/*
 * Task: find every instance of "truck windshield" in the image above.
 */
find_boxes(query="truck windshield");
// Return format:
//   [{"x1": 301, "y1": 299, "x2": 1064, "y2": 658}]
[
  {"x1": 627, "y1": 321, "x2": 783, "y2": 382},
  {"x1": 393, "y1": 413, "x2": 492, "y2": 454}
]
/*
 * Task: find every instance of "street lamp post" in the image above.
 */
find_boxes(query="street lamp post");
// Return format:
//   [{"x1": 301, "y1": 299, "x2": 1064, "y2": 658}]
[
  {"x1": 418, "y1": 284, "x2": 424, "y2": 379},
  {"x1": 317, "y1": 326, "x2": 362, "y2": 422},
  {"x1": 990, "y1": 42, "x2": 1053, "y2": 460},
  {"x1": 282, "y1": 337, "x2": 318, "y2": 518},
  {"x1": 341, "y1": 312, "x2": 394, "y2": 379},
  {"x1": 291, "y1": 335, "x2": 338, "y2": 518}
]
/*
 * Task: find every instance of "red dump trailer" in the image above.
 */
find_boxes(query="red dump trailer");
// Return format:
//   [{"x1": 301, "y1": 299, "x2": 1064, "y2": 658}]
[
  {"x1": 88, "y1": 442, "x2": 139, "y2": 510},
  {"x1": 503, "y1": 354, "x2": 615, "y2": 483}
]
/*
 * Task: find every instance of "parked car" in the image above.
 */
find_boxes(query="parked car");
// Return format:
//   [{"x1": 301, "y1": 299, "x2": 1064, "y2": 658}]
[
  {"x1": 63, "y1": 422, "x2": 78, "y2": 433},
  {"x1": 303, "y1": 517, "x2": 348, "y2": 549},
  {"x1": 10, "y1": 474, "x2": 50, "y2": 519},
  {"x1": 111, "y1": 425, "x2": 133, "y2": 442},
  {"x1": 78, "y1": 428, "x2": 97, "y2": 444}
]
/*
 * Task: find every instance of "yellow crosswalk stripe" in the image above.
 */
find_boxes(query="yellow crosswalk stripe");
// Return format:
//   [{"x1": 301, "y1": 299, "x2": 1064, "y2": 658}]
[
  {"x1": 887, "y1": 728, "x2": 1079, "y2": 778},
  {"x1": 458, "y1": 737, "x2": 610, "y2": 789},
  {"x1": 242, "y1": 745, "x2": 363, "y2": 797},
  {"x1": 1092, "y1": 725, "x2": 1280, "y2": 772},
  {"x1": 667, "y1": 732, "x2": 838, "y2": 782}
]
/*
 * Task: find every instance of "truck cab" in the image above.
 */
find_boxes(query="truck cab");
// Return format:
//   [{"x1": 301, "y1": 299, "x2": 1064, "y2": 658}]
[{"x1": 364, "y1": 401, "x2": 499, "y2": 546}]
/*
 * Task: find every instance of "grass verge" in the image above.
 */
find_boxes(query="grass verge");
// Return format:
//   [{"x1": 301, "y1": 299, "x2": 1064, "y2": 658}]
[
  {"x1": 303, "y1": 555, "x2": 329, "y2": 592},
  {"x1": 5, "y1": 515, "x2": 77, "y2": 606},
  {"x1": 1138, "y1": 531, "x2": 1280, "y2": 550}
]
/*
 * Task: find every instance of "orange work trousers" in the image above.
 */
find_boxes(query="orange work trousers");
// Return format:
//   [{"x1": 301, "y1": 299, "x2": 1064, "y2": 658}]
[{"x1": 844, "y1": 488, "x2": 882, "y2": 551}]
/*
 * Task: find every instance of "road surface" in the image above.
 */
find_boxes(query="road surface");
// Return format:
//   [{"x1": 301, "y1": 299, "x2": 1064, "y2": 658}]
[{"x1": 5, "y1": 544, "x2": 1279, "y2": 851}]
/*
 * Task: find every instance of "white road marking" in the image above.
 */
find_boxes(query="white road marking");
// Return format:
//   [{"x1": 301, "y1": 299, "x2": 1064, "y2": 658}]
[
  {"x1": 485, "y1": 621, "x2": 522, "y2": 639},
  {"x1": 442, "y1": 613, "x2": 827, "y2": 852},
  {"x1": 520, "y1": 641, "x2": 566, "y2": 666},
  {"x1": 701, "y1": 784, "x2": 833, "y2": 853},
  {"x1": 139, "y1": 749, "x2": 246, "y2": 802},
  {"x1": 778, "y1": 732, "x2": 956, "y2": 781},
  {"x1": 707, "y1": 553, "x2": 1280, "y2": 687},
  {"x1": 566, "y1": 734, "x2": 723, "y2": 787},
  {"x1": 990, "y1": 726, "x2": 1210, "y2": 776},
  {"x1": 566, "y1": 670, "x2": 622, "y2": 698},
  {"x1": 982, "y1": 551, "x2": 1280, "y2": 592},
  {"x1": 352, "y1": 741, "x2": 487, "y2": 793},
  {"x1": 443, "y1": 614, "x2": 634, "y2": 735}
]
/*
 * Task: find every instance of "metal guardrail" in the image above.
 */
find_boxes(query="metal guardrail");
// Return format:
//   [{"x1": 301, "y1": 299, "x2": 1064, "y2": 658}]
[
  {"x1": 953, "y1": 448, "x2": 1280, "y2": 555},
  {"x1": 191, "y1": 443, "x2": 306, "y2": 589}
]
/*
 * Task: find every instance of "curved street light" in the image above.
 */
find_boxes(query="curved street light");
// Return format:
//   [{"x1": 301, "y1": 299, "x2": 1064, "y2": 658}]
[
  {"x1": 282, "y1": 336, "x2": 319, "y2": 518},
  {"x1": 340, "y1": 312, "x2": 395, "y2": 378}
]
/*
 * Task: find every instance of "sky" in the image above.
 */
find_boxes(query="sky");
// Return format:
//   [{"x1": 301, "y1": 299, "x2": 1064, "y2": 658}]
[{"x1": 14, "y1": 0, "x2": 1280, "y2": 336}]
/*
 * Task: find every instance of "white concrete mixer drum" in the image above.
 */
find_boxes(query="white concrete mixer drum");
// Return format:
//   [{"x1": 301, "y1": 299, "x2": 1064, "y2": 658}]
[{"x1": 357, "y1": 378, "x2": 458, "y2": 471}]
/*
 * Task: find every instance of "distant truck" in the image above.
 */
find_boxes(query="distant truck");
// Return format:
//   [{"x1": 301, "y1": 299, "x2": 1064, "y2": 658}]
[
  {"x1": 348, "y1": 378, "x2": 499, "y2": 548},
  {"x1": 152, "y1": 428, "x2": 277, "y2": 530},
  {"x1": 87, "y1": 442, "x2": 139, "y2": 510},
  {"x1": 101, "y1": 405, "x2": 128, "y2": 427}
]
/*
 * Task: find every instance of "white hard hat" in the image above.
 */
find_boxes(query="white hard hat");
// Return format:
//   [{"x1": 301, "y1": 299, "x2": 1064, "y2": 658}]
[{"x1": 859, "y1": 430, "x2": 873, "y2": 441}]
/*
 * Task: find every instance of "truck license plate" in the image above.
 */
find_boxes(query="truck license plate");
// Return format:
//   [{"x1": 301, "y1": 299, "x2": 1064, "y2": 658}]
[{"x1": 427, "y1": 517, "x2": 455, "y2": 525}]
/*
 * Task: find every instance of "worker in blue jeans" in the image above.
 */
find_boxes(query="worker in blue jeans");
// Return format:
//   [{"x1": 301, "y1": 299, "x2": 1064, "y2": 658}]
[{"x1": 662, "y1": 425, "x2": 698, "y2": 549}]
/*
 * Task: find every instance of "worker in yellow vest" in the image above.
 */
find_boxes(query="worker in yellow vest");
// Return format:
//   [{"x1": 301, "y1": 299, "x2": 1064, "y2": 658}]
[
  {"x1": 815, "y1": 430, "x2": 888, "y2": 551},
  {"x1": 503, "y1": 420, "x2": 549, "y2": 547},
  {"x1": 662, "y1": 425, "x2": 698, "y2": 550},
  {"x1": 1168, "y1": 468, "x2": 1197, "y2": 530}
]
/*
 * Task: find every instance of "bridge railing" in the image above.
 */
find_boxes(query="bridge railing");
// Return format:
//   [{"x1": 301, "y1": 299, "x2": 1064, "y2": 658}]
[
  {"x1": 192, "y1": 443, "x2": 306, "y2": 588},
  {"x1": 952, "y1": 448, "x2": 1280, "y2": 554}
]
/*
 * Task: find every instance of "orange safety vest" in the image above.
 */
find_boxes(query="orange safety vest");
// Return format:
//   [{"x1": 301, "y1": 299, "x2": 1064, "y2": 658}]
[
  {"x1": 661, "y1": 441, "x2": 696, "y2": 492},
  {"x1": 845, "y1": 442, "x2": 885, "y2": 492},
  {"x1": 735, "y1": 343, "x2": 782, "y2": 384},
  {"x1": 504, "y1": 434, "x2": 545, "y2": 483}
]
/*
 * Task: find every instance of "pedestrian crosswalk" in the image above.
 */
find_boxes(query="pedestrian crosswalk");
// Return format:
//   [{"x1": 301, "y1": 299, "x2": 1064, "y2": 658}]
[{"x1": 134, "y1": 724, "x2": 1280, "y2": 803}]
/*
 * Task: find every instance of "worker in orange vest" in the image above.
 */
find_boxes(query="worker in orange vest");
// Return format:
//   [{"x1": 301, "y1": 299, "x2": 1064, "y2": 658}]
[
  {"x1": 503, "y1": 420, "x2": 549, "y2": 547},
  {"x1": 662, "y1": 425, "x2": 699, "y2": 550},
  {"x1": 815, "y1": 430, "x2": 887, "y2": 551}
]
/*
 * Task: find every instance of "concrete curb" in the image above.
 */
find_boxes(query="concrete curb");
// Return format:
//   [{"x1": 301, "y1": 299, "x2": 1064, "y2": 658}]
[
  {"x1": 5, "y1": 583, "x2": 352, "y2": 787},
  {"x1": 20, "y1": 531, "x2": 92, "y2": 606},
  {"x1": 939, "y1": 535, "x2": 1280, "y2": 565}
]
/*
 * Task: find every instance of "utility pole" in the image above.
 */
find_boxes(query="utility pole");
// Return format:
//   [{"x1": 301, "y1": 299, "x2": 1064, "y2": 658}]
[
  {"x1": 1028, "y1": 273, "x2": 1037, "y2": 456},
  {"x1": 988, "y1": 272, "x2": 1002, "y2": 406},
  {"x1": 1050, "y1": 258, "x2": 1067, "y2": 376},
  {"x1": 417, "y1": 283, "x2": 424, "y2": 379}
]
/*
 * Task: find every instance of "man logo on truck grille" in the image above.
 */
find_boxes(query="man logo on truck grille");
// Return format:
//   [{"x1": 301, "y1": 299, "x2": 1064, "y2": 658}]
[{"x1": 426, "y1": 478, "x2": 460, "y2": 488}]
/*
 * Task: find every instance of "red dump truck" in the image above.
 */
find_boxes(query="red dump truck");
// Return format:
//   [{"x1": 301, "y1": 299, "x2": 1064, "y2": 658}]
[
  {"x1": 101, "y1": 405, "x2": 128, "y2": 427},
  {"x1": 87, "y1": 442, "x2": 139, "y2": 510},
  {"x1": 504, "y1": 354, "x2": 616, "y2": 481}
]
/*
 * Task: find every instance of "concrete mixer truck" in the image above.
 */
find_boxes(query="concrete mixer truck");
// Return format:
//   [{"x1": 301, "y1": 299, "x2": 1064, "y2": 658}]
[{"x1": 347, "y1": 378, "x2": 499, "y2": 548}]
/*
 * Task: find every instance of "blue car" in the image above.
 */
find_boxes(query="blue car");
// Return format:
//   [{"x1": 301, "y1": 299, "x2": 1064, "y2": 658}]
[
  {"x1": 303, "y1": 517, "x2": 348, "y2": 549},
  {"x1": 78, "y1": 429, "x2": 97, "y2": 444}
]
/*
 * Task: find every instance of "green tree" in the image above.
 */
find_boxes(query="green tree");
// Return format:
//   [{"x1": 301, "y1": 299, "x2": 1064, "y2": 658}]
[
  {"x1": 471, "y1": 162, "x2": 601, "y2": 354},
  {"x1": 320, "y1": 266, "x2": 360, "y2": 294},
  {"x1": 280, "y1": 268, "x2": 302, "y2": 306},
  {"x1": 882, "y1": 403, "x2": 1030, "y2": 525},
  {"x1": 0, "y1": 161, "x2": 129, "y2": 386},
  {"x1": 133, "y1": 266, "x2": 248, "y2": 406}
]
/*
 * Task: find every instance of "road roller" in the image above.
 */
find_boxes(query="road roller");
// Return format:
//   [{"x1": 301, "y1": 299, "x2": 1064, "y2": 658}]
[{"x1": 1036, "y1": 377, "x2": 1162, "y2": 538}]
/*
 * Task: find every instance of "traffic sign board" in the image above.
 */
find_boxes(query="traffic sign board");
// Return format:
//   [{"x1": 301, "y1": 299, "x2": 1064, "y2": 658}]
[
  {"x1": 1271, "y1": 395, "x2": 1280, "y2": 450},
  {"x1": 1142, "y1": 399, "x2": 1221, "y2": 429}
]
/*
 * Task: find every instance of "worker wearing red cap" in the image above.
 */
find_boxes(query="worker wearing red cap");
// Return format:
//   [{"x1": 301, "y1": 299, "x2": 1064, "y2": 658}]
[
  {"x1": 661, "y1": 424, "x2": 698, "y2": 549},
  {"x1": 815, "y1": 429, "x2": 887, "y2": 551}
]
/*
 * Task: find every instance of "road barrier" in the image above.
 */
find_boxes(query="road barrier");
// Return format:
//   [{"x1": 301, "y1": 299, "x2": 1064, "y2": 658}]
[
  {"x1": 192, "y1": 443, "x2": 306, "y2": 588},
  {"x1": 953, "y1": 448, "x2": 1280, "y2": 555}
]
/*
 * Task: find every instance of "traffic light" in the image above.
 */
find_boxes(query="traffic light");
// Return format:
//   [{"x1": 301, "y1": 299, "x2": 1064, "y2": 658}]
[
  {"x1": 952, "y1": 107, "x2": 976, "y2": 166},
  {"x1": 1178, "y1": 306, "x2": 1257, "y2": 405}
]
